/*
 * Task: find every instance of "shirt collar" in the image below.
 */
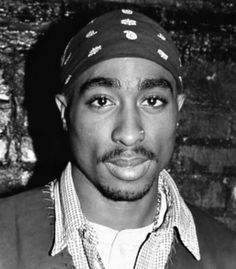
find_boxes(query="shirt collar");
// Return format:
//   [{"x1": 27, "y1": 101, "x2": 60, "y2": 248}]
[
  {"x1": 51, "y1": 162, "x2": 87, "y2": 256},
  {"x1": 159, "y1": 170, "x2": 201, "y2": 260},
  {"x1": 51, "y1": 162, "x2": 200, "y2": 261}
]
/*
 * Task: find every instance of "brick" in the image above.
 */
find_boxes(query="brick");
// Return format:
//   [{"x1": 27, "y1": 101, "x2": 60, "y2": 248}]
[
  {"x1": 8, "y1": 140, "x2": 18, "y2": 163},
  {"x1": 182, "y1": 61, "x2": 236, "y2": 110},
  {"x1": 173, "y1": 173, "x2": 227, "y2": 209},
  {"x1": 1, "y1": 0, "x2": 62, "y2": 24},
  {"x1": 0, "y1": 108, "x2": 11, "y2": 134},
  {"x1": 21, "y1": 136, "x2": 37, "y2": 163},
  {"x1": 178, "y1": 109, "x2": 234, "y2": 140},
  {"x1": 225, "y1": 177, "x2": 236, "y2": 213},
  {"x1": 20, "y1": 170, "x2": 32, "y2": 186},
  {"x1": 0, "y1": 166, "x2": 25, "y2": 196},
  {"x1": 174, "y1": 145, "x2": 236, "y2": 174},
  {"x1": 0, "y1": 69, "x2": 11, "y2": 102},
  {"x1": 13, "y1": 61, "x2": 25, "y2": 96},
  {"x1": 230, "y1": 117, "x2": 236, "y2": 142},
  {"x1": 216, "y1": 214, "x2": 236, "y2": 232},
  {"x1": 0, "y1": 138, "x2": 8, "y2": 164}
]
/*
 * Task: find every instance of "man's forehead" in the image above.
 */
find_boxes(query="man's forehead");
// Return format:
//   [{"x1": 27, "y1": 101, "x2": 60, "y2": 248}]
[
  {"x1": 71, "y1": 57, "x2": 176, "y2": 98},
  {"x1": 75, "y1": 57, "x2": 175, "y2": 88}
]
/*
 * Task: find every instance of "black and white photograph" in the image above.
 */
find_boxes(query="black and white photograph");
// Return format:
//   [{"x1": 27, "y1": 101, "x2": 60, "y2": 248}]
[{"x1": 0, "y1": 0, "x2": 235, "y2": 268}]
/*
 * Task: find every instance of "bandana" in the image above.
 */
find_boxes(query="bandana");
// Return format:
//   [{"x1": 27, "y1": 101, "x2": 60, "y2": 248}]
[{"x1": 61, "y1": 9, "x2": 183, "y2": 92}]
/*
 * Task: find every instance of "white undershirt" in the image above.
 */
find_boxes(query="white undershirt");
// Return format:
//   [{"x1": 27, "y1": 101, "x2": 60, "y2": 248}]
[
  {"x1": 90, "y1": 190, "x2": 167, "y2": 269},
  {"x1": 90, "y1": 222, "x2": 152, "y2": 269}
]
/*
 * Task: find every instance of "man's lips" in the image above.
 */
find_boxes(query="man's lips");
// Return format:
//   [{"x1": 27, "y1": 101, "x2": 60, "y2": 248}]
[
  {"x1": 106, "y1": 157, "x2": 148, "y2": 167},
  {"x1": 104, "y1": 157, "x2": 152, "y2": 181}
]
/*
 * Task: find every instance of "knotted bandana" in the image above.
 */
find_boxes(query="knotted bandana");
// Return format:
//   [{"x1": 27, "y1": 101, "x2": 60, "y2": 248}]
[{"x1": 60, "y1": 9, "x2": 183, "y2": 93}]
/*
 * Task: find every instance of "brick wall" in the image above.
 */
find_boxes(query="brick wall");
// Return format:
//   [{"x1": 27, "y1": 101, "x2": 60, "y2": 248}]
[{"x1": 0, "y1": 0, "x2": 235, "y2": 230}]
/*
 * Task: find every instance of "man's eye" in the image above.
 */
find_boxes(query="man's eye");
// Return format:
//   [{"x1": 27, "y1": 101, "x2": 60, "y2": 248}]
[
  {"x1": 87, "y1": 96, "x2": 114, "y2": 108},
  {"x1": 141, "y1": 96, "x2": 167, "y2": 108}
]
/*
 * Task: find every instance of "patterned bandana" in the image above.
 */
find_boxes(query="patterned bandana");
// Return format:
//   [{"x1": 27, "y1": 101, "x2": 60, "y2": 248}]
[{"x1": 61, "y1": 9, "x2": 183, "y2": 93}]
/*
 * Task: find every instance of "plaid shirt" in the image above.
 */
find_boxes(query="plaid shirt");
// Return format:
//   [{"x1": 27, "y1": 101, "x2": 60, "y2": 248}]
[{"x1": 51, "y1": 163, "x2": 200, "y2": 269}]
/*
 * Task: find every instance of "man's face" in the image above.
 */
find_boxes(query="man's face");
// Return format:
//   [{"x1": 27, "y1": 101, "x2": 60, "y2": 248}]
[{"x1": 56, "y1": 57, "x2": 185, "y2": 201}]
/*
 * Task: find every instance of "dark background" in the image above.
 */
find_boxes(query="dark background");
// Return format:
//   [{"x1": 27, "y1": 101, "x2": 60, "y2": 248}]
[{"x1": 0, "y1": 0, "x2": 235, "y2": 230}]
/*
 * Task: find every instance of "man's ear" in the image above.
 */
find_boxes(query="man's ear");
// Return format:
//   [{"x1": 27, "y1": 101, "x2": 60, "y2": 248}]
[
  {"x1": 55, "y1": 94, "x2": 68, "y2": 130},
  {"x1": 177, "y1": 94, "x2": 186, "y2": 111}
]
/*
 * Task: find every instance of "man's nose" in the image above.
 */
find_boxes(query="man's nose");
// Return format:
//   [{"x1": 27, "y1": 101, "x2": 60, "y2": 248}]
[{"x1": 111, "y1": 107, "x2": 145, "y2": 147}]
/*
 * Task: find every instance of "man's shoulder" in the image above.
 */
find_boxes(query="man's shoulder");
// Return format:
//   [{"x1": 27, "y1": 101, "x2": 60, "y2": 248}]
[
  {"x1": 0, "y1": 186, "x2": 46, "y2": 217},
  {"x1": 0, "y1": 186, "x2": 52, "y2": 232},
  {"x1": 188, "y1": 203, "x2": 236, "y2": 267},
  {"x1": 188, "y1": 203, "x2": 236, "y2": 239},
  {"x1": 0, "y1": 186, "x2": 43, "y2": 203},
  {"x1": 171, "y1": 203, "x2": 236, "y2": 268},
  {"x1": 0, "y1": 186, "x2": 57, "y2": 269}
]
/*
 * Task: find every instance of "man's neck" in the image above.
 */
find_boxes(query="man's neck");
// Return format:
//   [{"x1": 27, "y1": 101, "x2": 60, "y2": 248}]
[{"x1": 72, "y1": 166, "x2": 158, "y2": 231}]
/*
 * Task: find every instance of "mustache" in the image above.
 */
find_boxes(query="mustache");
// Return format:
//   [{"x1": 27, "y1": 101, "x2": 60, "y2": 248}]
[{"x1": 97, "y1": 146, "x2": 157, "y2": 163}]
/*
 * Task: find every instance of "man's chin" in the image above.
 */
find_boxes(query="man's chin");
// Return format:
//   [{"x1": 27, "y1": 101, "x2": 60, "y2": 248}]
[{"x1": 96, "y1": 180, "x2": 155, "y2": 202}]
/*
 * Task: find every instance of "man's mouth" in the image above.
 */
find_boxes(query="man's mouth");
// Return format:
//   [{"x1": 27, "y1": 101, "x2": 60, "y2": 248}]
[{"x1": 104, "y1": 157, "x2": 152, "y2": 181}]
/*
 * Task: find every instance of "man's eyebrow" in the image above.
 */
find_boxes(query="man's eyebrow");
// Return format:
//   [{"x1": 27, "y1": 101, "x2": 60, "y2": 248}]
[
  {"x1": 79, "y1": 77, "x2": 121, "y2": 94},
  {"x1": 140, "y1": 78, "x2": 173, "y2": 93}
]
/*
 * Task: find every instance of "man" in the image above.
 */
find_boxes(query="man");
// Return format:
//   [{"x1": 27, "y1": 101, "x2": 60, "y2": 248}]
[{"x1": 0, "y1": 9, "x2": 235, "y2": 269}]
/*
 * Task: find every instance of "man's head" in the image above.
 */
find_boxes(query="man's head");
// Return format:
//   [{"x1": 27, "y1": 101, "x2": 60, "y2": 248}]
[{"x1": 56, "y1": 9, "x2": 185, "y2": 202}]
